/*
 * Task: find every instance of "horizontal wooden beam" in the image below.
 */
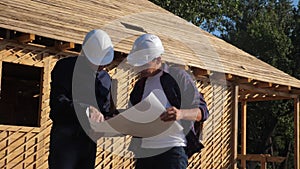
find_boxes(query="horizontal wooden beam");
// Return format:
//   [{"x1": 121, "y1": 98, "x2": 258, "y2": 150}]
[
  {"x1": 0, "y1": 125, "x2": 40, "y2": 133},
  {"x1": 239, "y1": 95, "x2": 291, "y2": 102},
  {"x1": 239, "y1": 87, "x2": 292, "y2": 102},
  {"x1": 237, "y1": 154, "x2": 285, "y2": 163},
  {"x1": 291, "y1": 88, "x2": 300, "y2": 95},
  {"x1": 239, "y1": 84, "x2": 298, "y2": 99},
  {"x1": 275, "y1": 85, "x2": 292, "y2": 92}
]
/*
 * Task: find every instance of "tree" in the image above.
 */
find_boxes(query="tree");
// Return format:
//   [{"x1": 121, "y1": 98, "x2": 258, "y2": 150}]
[
  {"x1": 150, "y1": 0, "x2": 242, "y2": 33},
  {"x1": 150, "y1": 0, "x2": 299, "y2": 168}
]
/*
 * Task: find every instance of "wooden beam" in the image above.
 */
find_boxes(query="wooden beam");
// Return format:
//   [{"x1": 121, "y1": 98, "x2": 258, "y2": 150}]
[
  {"x1": 241, "y1": 101, "x2": 247, "y2": 169},
  {"x1": 55, "y1": 41, "x2": 75, "y2": 50},
  {"x1": 237, "y1": 77, "x2": 252, "y2": 84},
  {"x1": 239, "y1": 84, "x2": 298, "y2": 99},
  {"x1": 192, "y1": 68, "x2": 210, "y2": 76},
  {"x1": 226, "y1": 73, "x2": 234, "y2": 81},
  {"x1": 237, "y1": 154, "x2": 285, "y2": 163},
  {"x1": 232, "y1": 84, "x2": 239, "y2": 169},
  {"x1": 275, "y1": 85, "x2": 291, "y2": 92},
  {"x1": 240, "y1": 95, "x2": 291, "y2": 102},
  {"x1": 291, "y1": 88, "x2": 300, "y2": 95},
  {"x1": 295, "y1": 98, "x2": 300, "y2": 169},
  {"x1": 16, "y1": 33, "x2": 35, "y2": 43},
  {"x1": 266, "y1": 156, "x2": 286, "y2": 163},
  {"x1": 256, "y1": 82, "x2": 273, "y2": 88},
  {"x1": 261, "y1": 157, "x2": 267, "y2": 169},
  {"x1": 237, "y1": 154, "x2": 269, "y2": 161}
]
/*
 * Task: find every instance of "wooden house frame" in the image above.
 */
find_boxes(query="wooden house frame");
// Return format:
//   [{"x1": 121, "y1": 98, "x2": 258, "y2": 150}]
[{"x1": 0, "y1": 0, "x2": 299, "y2": 168}]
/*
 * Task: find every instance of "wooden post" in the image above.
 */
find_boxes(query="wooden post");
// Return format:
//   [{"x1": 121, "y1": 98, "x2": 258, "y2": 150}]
[
  {"x1": 295, "y1": 98, "x2": 300, "y2": 169},
  {"x1": 241, "y1": 101, "x2": 247, "y2": 169},
  {"x1": 261, "y1": 159, "x2": 267, "y2": 169},
  {"x1": 232, "y1": 84, "x2": 239, "y2": 169}
]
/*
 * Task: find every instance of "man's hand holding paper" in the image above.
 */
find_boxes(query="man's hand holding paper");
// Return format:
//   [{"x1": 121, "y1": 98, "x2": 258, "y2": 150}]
[{"x1": 89, "y1": 92, "x2": 183, "y2": 138}]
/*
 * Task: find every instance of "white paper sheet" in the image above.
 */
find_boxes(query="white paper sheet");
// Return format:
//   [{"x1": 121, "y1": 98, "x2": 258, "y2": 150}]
[{"x1": 89, "y1": 92, "x2": 183, "y2": 138}]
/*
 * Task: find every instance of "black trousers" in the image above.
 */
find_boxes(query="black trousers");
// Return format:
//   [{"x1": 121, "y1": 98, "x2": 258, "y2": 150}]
[
  {"x1": 135, "y1": 147, "x2": 188, "y2": 169},
  {"x1": 48, "y1": 125, "x2": 96, "y2": 169}
]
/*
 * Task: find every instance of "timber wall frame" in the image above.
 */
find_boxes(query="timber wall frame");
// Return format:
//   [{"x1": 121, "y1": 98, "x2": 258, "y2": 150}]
[
  {"x1": 0, "y1": 38, "x2": 234, "y2": 168},
  {"x1": 229, "y1": 80, "x2": 300, "y2": 169}
]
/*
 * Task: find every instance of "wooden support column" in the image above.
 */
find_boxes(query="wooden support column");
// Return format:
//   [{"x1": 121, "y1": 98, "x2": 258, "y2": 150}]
[
  {"x1": 241, "y1": 101, "x2": 247, "y2": 169},
  {"x1": 232, "y1": 84, "x2": 239, "y2": 169},
  {"x1": 261, "y1": 159, "x2": 267, "y2": 169},
  {"x1": 295, "y1": 97, "x2": 300, "y2": 169}
]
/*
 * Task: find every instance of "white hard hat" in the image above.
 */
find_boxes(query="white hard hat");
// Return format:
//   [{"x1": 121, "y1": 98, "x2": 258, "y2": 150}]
[
  {"x1": 81, "y1": 29, "x2": 114, "y2": 66},
  {"x1": 127, "y1": 34, "x2": 164, "y2": 66}
]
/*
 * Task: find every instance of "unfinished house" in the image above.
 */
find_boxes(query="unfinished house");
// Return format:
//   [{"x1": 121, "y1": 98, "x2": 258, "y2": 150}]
[{"x1": 0, "y1": 0, "x2": 299, "y2": 169}]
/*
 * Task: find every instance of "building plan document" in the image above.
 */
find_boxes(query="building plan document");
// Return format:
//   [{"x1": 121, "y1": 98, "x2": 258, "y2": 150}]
[{"x1": 89, "y1": 92, "x2": 183, "y2": 137}]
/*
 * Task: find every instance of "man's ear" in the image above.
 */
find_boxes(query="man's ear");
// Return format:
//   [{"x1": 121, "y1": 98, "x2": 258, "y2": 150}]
[{"x1": 156, "y1": 56, "x2": 162, "y2": 64}]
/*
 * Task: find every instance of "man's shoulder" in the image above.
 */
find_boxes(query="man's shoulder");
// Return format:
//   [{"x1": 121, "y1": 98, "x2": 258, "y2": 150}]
[
  {"x1": 54, "y1": 56, "x2": 77, "y2": 69},
  {"x1": 57, "y1": 56, "x2": 77, "y2": 65},
  {"x1": 167, "y1": 65, "x2": 192, "y2": 80}
]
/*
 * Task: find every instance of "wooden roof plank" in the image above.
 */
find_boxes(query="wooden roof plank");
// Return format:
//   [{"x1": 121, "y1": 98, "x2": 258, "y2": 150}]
[{"x1": 1, "y1": 0, "x2": 300, "y2": 89}]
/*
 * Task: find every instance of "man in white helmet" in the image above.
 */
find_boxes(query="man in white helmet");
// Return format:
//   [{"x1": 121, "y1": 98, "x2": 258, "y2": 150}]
[
  {"x1": 127, "y1": 34, "x2": 209, "y2": 169},
  {"x1": 48, "y1": 29, "x2": 114, "y2": 169}
]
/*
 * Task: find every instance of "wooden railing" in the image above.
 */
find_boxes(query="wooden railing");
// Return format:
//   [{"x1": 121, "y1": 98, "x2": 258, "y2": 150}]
[{"x1": 237, "y1": 154, "x2": 286, "y2": 169}]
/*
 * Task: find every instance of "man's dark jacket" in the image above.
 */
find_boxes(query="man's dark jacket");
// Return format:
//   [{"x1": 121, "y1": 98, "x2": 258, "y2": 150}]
[
  {"x1": 129, "y1": 64, "x2": 209, "y2": 157},
  {"x1": 49, "y1": 56, "x2": 111, "y2": 129}
]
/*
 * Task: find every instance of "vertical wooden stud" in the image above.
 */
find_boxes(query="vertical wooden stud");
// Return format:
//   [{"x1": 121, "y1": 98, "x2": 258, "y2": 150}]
[
  {"x1": 241, "y1": 101, "x2": 247, "y2": 169},
  {"x1": 232, "y1": 84, "x2": 239, "y2": 169},
  {"x1": 294, "y1": 97, "x2": 300, "y2": 169}
]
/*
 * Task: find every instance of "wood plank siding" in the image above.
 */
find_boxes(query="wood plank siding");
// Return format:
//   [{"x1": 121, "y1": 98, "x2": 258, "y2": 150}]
[{"x1": 1, "y1": 0, "x2": 300, "y2": 89}]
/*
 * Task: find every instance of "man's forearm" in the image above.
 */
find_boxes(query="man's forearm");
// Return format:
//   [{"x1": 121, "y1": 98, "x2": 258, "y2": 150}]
[{"x1": 181, "y1": 108, "x2": 202, "y2": 121}]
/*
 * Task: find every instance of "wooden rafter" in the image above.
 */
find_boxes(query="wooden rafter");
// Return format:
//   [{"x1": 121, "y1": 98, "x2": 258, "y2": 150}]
[
  {"x1": 256, "y1": 82, "x2": 273, "y2": 88},
  {"x1": 16, "y1": 33, "x2": 35, "y2": 43},
  {"x1": 274, "y1": 85, "x2": 292, "y2": 92},
  {"x1": 291, "y1": 88, "x2": 300, "y2": 94},
  {"x1": 192, "y1": 67, "x2": 210, "y2": 76},
  {"x1": 226, "y1": 73, "x2": 234, "y2": 81},
  {"x1": 237, "y1": 77, "x2": 253, "y2": 84},
  {"x1": 54, "y1": 41, "x2": 75, "y2": 51}
]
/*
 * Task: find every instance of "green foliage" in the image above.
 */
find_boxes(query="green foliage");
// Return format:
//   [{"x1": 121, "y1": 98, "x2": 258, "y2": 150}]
[
  {"x1": 150, "y1": 0, "x2": 300, "y2": 168},
  {"x1": 227, "y1": 0, "x2": 294, "y2": 75},
  {"x1": 150, "y1": 0, "x2": 242, "y2": 33}
]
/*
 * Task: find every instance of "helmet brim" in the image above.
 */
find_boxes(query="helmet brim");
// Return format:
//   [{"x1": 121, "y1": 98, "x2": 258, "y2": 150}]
[{"x1": 127, "y1": 48, "x2": 163, "y2": 67}]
